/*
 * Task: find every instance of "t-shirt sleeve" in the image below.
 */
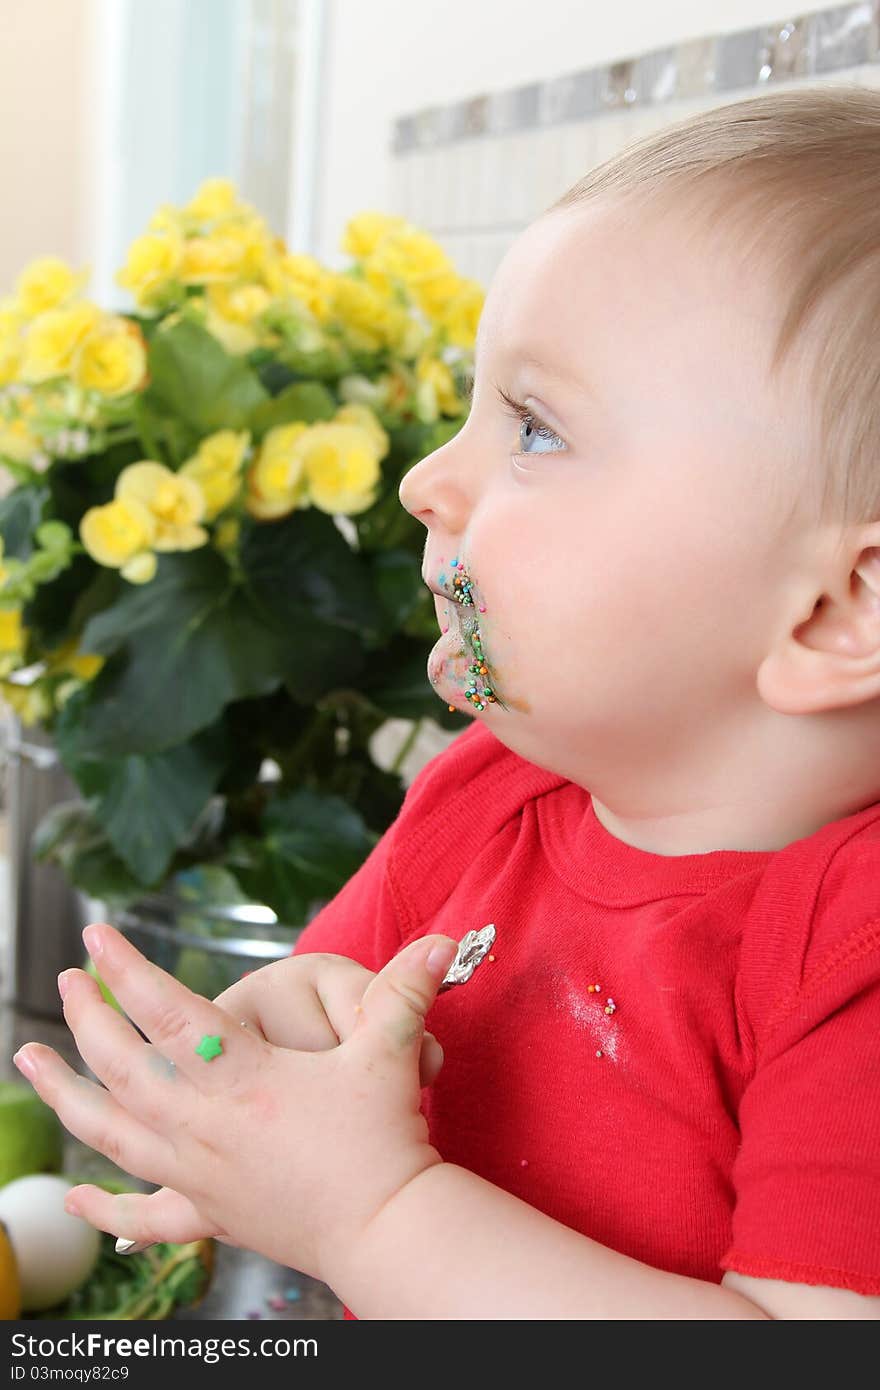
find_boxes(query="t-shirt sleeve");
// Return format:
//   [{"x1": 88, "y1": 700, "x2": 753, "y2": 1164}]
[{"x1": 720, "y1": 835, "x2": 880, "y2": 1294}]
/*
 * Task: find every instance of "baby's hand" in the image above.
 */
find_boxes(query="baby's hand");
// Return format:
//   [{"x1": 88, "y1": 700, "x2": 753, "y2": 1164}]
[
  {"x1": 12, "y1": 923, "x2": 458, "y2": 1282},
  {"x1": 213, "y1": 953, "x2": 445, "y2": 1087},
  {"x1": 117, "y1": 955, "x2": 446, "y2": 1249}
]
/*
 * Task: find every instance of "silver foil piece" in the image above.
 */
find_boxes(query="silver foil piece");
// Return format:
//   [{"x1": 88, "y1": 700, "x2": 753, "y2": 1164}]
[{"x1": 437, "y1": 923, "x2": 496, "y2": 992}]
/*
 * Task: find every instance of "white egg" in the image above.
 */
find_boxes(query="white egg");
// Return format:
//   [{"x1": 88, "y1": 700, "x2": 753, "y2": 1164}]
[{"x1": 0, "y1": 1174, "x2": 101, "y2": 1311}]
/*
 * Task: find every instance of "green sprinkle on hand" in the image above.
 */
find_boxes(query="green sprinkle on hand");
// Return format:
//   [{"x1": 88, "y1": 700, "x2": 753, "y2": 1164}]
[{"x1": 195, "y1": 1034, "x2": 223, "y2": 1062}]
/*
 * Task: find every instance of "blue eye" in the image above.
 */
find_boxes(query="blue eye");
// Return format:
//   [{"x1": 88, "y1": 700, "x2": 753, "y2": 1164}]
[{"x1": 495, "y1": 385, "x2": 567, "y2": 456}]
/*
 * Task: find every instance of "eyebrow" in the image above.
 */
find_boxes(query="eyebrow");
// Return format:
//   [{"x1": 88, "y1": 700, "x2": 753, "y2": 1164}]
[{"x1": 464, "y1": 341, "x2": 598, "y2": 404}]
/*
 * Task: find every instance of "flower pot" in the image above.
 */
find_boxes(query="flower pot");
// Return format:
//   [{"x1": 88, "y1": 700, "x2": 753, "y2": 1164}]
[
  {"x1": 4, "y1": 718, "x2": 92, "y2": 1019},
  {"x1": 78, "y1": 885, "x2": 322, "y2": 999}
]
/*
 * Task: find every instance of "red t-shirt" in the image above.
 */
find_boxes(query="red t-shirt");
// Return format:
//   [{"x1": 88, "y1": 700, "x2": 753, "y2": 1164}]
[{"x1": 293, "y1": 720, "x2": 880, "y2": 1316}]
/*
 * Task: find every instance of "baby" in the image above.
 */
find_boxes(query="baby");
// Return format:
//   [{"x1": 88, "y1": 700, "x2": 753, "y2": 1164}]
[{"x1": 13, "y1": 85, "x2": 880, "y2": 1319}]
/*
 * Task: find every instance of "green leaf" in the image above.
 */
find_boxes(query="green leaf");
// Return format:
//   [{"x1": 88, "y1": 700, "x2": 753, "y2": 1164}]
[
  {"x1": 0, "y1": 485, "x2": 48, "y2": 559},
  {"x1": 71, "y1": 550, "x2": 284, "y2": 756},
  {"x1": 248, "y1": 380, "x2": 337, "y2": 440},
  {"x1": 370, "y1": 547, "x2": 424, "y2": 636},
  {"x1": 359, "y1": 633, "x2": 466, "y2": 725},
  {"x1": 57, "y1": 724, "x2": 229, "y2": 885},
  {"x1": 240, "y1": 508, "x2": 378, "y2": 634},
  {"x1": 143, "y1": 318, "x2": 269, "y2": 435},
  {"x1": 227, "y1": 787, "x2": 377, "y2": 926},
  {"x1": 239, "y1": 510, "x2": 377, "y2": 700},
  {"x1": 32, "y1": 798, "x2": 146, "y2": 904}
]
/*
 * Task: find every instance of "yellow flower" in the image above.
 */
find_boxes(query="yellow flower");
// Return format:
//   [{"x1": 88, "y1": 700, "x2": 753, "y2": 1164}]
[
  {"x1": 184, "y1": 178, "x2": 241, "y2": 222},
  {"x1": 115, "y1": 229, "x2": 184, "y2": 308},
  {"x1": 0, "y1": 606, "x2": 24, "y2": 658},
  {"x1": 14, "y1": 258, "x2": 90, "y2": 318},
  {"x1": 207, "y1": 282, "x2": 272, "y2": 325},
  {"x1": 117, "y1": 461, "x2": 207, "y2": 551},
  {"x1": 119, "y1": 551, "x2": 157, "y2": 584},
  {"x1": 46, "y1": 638, "x2": 104, "y2": 682},
  {"x1": 0, "y1": 679, "x2": 51, "y2": 724},
  {"x1": 326, "y1": 275, "x2": 399, "y2": 353},
  {"x1": 202, "y1": 282, "x2": 273, "y2": 355},
  {"x1": 414, "y1": 354, "x2": 462, "y2": 420},
  {"x1": 333, "y1": 402, "x2": 389, "y2": 459},
  {"x1": 434, "y1": 278, "x2": 484, "y2": 349},
  {"x1": 80, "y1": 496, "x2": 157, "y2": 570},
  {"x1": 0, "y1": 413, "x2": 41, "y2": 464},
  {"x1": 179, "y1": 429, "x2": 250, "y2": 521},
  {"x1": 362, "y1": 225, "x2": 453, "y2": 300},
  {"x1": 341, "y1": 212, "x2": 408, "y2": 261},
  {"x1": 73, "y1": 317, "x2": 148, "y2": 397},
  {"x1": 64, "y1": 649, "x2": 104, "y2": 680},
  {"x1": 262, "y1": 252, "x2": 333, "y2": 322},
  {"x1": 300, "y1": 423, "x2": 382, "y2": 516},
  {"x1": 179, "y1": 234, "x2": 254, "y2": 286},
  {"x1": 245, "y1": 422, "x2": 311, "y2": 520},
  {"x1": 19, "y1": 301, "x2": 102, "y2": 383},
  {"x1": 0, "y1": 302, "x2": 24, "y2": 385}
]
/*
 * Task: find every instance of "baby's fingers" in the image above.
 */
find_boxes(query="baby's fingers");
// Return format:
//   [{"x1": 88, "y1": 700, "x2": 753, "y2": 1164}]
[
  {"x1": 313, "y1": 961, "x2": 444, "y2": 1084},
  {"x1": 64, "y1": 1183, "x2": 215, "y2": 1250}
]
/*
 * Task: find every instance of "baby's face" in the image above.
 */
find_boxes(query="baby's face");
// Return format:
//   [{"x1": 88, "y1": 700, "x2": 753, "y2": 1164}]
[{"x1": 400, "y1": 197, "x2": 811, "y2": 786}]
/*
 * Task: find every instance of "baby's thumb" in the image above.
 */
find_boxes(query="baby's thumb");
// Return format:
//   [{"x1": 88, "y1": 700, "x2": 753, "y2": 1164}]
[{"x1": 353, "y1": 935, "x2": 458, "y2": 1063}]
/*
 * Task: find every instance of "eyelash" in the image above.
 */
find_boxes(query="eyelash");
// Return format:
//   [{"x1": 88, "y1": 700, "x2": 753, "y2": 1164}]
[{"x1": 494, "y1": 384, "x2": 567, "y2": 455}]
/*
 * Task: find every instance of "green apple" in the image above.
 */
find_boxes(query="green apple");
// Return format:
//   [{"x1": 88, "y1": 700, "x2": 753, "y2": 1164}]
[{"x1": 0, "y1": 1082, "x2": 63, "y2": 1187}]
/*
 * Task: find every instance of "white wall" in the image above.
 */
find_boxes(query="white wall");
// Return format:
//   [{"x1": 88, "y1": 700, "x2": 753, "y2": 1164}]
[
  {"x1": 0, "y1": 0, "x2": 91, "y2": 290},
  {"x1": 314, "y1": 0, "x2": 834, "y2": 266}
]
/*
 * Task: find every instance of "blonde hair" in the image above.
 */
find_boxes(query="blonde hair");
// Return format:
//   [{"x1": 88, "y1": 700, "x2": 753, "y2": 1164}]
[{"x1": 549, "y1": 85, "x2": 880, "y2": 532}]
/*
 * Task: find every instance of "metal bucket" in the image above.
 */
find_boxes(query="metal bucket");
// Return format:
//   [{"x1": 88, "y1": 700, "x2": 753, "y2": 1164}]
[{"x1": 85, "y1": 890, "x2": 311, "y2": 998}]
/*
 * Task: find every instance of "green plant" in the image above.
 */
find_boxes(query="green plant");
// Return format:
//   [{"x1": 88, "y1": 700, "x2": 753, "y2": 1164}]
[{"x1": 0, "y1": 180, "x2": 481, "y2": 924}]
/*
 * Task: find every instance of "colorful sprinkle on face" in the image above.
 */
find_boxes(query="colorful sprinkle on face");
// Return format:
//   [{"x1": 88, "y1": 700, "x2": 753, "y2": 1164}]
[
  {"x1": 195, "y1": 1034, "x2": 224, "y2": 1062},
  {"x1": 435, "y1": 558, "x2": 507, "y2": 712}
]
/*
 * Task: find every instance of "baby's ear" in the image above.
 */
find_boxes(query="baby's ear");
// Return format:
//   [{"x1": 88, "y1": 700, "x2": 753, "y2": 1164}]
[{"x1": 755, "y1": 546, "x2": 880, "y2": 715}]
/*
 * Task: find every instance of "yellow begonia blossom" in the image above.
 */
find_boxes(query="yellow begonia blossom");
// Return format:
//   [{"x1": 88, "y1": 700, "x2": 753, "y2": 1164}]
[
  {"x1": 62, "y1": 648, "x2": 104, "y2": 681},
  {"x1": 80, "y1": 496, "x2": 156, "y2": 570},
  {"x1": 362, "y1": 226, "x2": 453, "y2": 300},
  {"x1": 414, "y1": 355, "x2": 461, "y2": 420},
  {"x1": 333, "y1": 403, "x2": 389, "y2": 460},
  {"x1": 0, "y1": 300, "x2": 28, "y2": 383},
  {"x1": 116, "y1": 461, "x2": 207, "y2": 552},
  {"x1": 300, "y1": 423, "x2": 382, "y2": 516},
  {"x1": 0, "y1": 413, "x2": 41, "y2": 464},
  {"x1": 45, "y1": 638, "x2": 104, "y2": 683},
  {"x1": 245, "y1": 422, "x2": 311, "y2": 520},
  {"x1": 0, "y1": 679, "x2": 51, "y2": 725},
  {"x1": 326, "y1": 275, "x2": 403, "y2": 354},
  {"x1": 202, "y1": 282, "x2": 273, "y2": 355},
  {"x1": 435, "y1": 278, "x2": 484, "y2": 349},
  {"x1": 14, "y1": 258, "x2": 90, "y2": 319},
  {"x1": 178, "y1": 220, "x2": 269, "y2": 287},
  {"x1": 73, "y1": 317, "x2": 148, "y2": 397},
  {"x1": 120, "y1": 550, "x2": 157, "y2": 585},
  {"x1": 184, "y1": 178, "x2": 240, "y2": 222},
  {"x1": 341, "y1": 212, "x2": 409, "y2": 262},
  {"x1": 179, "y1": 429, "x2": 250, "y2": 521},
  {"x1": 115, "y1": 229, "x2": 184, "y2": 308},
  {"x1": 19, "y1": 301, "x2": 103, "y2": 384},
  {"x1": 0, "y1": 606, "x2": 25, "y2": 665},
  {"x1": 262, "y1": 253, "x2": 333, "y2": 322}
]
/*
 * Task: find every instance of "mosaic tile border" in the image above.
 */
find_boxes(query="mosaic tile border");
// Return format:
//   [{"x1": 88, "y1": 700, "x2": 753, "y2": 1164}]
[{"x1": 392, "y1": 2, "x2": 880, "y2": 151}]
